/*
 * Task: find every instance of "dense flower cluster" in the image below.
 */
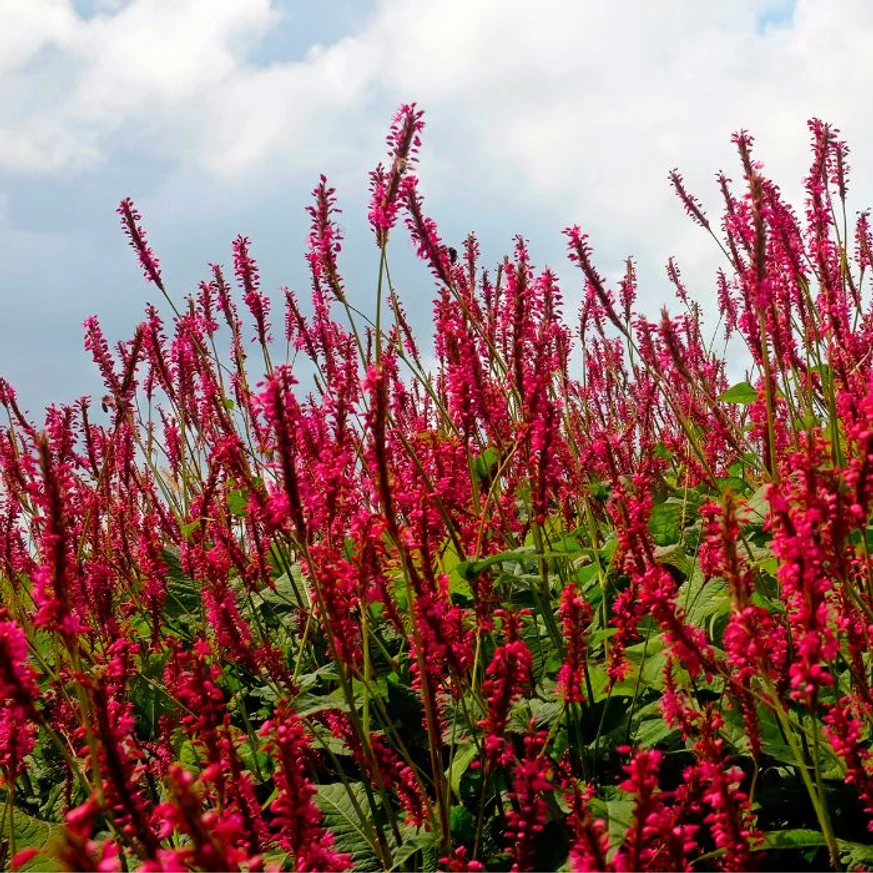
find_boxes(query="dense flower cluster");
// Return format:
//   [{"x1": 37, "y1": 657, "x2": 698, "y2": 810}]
[{"x1": 0, "y1": 107, "x2": 872, "y2": 871}]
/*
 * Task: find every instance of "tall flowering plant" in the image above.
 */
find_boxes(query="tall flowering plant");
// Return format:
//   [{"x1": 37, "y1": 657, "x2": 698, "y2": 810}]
[{"x1": 1, "y1": 107, "x2": 873, "y2": 871}]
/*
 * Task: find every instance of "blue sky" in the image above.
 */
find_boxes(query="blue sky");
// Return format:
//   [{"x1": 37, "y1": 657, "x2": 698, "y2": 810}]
[{"x1": 1, "y1": 0, "x2": 870, "y2": 415}]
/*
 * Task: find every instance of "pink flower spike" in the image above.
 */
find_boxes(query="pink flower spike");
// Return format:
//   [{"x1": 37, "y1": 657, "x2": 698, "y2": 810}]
[{"x1": 117, "y1": 197, "x2": 164, "y2": 290}]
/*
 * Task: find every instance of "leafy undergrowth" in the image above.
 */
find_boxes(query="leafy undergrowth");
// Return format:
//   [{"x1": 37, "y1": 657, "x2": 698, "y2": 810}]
[{"x1": 2, "y1": 107, "x2": 873, "y2": 871}]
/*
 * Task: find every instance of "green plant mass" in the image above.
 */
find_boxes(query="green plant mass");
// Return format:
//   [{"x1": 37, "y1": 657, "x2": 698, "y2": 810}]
[{"x1": 2, "y1": 107, "x2": 873, "y2": 871}]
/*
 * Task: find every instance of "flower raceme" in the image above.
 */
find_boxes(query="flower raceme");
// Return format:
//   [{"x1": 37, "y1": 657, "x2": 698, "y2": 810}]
[{"x1": 1, "y1": 107, "x2": 873, "y2": 872}]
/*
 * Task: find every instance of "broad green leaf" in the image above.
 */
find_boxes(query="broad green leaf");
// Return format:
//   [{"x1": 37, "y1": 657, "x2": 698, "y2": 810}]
[
  {"x1": 721, "y1": 704, "x2": 792, "y2": 766},
  {"x1": 263, "y1": 568, "x2": 309, "y2": 607},
  {"x1": 676, "y1": 570, "x2": 731, "y2": 631},
  {"x1": 838, "y1": 838, "x2": 873, "y2": 870},
  {"x1": 315, "y1": 782, "x2": 381, "y2": 871},
  {"x1": 226, "y1": 488, "x2": 249, "y2": 517},
  {"x1": 448, "y1": 804, "x2": 476, "y2": 843},
  {"x1": 390, "y1": 825, "x2": 440, "y2": 871},
  {"x1": 587, "y1": 798, "x2": 635, "y2": 855},
  {"x1": 758, "y1": 828, "x2": 826, "y2": 851},
  {"x1": 440, "y1": 542, "x2": 474, "y2": 600},
  {"x1": 697, "y1": 827, "x2": 832, "y2": 867},
  {"x1": 160, "y1": 548, "x2": 202, "y2": 619},
  {"x1": 653, "y1": 542, "x2": 695, "y2": 576},
  {"x1": 715, "y1": 475, "x2": 753, "y2": 496},
  {"x1": 351, "y1": 677, "x2": 388, "y2": 701},
  {"x1": 456, "y1": 546, "x2": 538, "y2": 579},
  {"x1": 529, "y1": 697, "x2": 564, "y2": 727},
  {"x1": 633, "y1": 716, "x2": 678, "y2": 748},
  {"x1": 718, "y1": 381, "x2": 759, "y2": 404},
  {"x1": 471, "y1": 446, "x2": 499, "y2": 482},
  {"x1": 741, "y1": 485, "x2": 770, "y2": 526},
  {"x1": 129, "y1": 651, "x2": 174, "y2": 740},
  {"x1": 599, "y1": 537, "x2": 618, "y2": 562},
  {"x1": 235, "y1": 737, "x2": 269, "y2": 778},
  {"x1": 632, "y1": 701, "x2": 680, "y2": 748},
  {"x1": 652, "y1": 441, "x2": 673, "y2": 460},
  {"x1": 624, "y1": 636, "x2": 669, "y2": 691},
  {"x1": 177, "y1": 738, "x2": 201, "y2": 768},
  {"x1": 2, "y1": 808, "x2": 65, "y2": 872},
  {"x1": 589, "y1": 480, "x2": 610, "y2": 501},
  {"x1": 293, "y1": 695, "x2": 350, "y2": 719},
  {"x1": 553, "y1": 534, "x2": 583, "y2": 554},
  {"x1": 308, "y1": 723, "x2": 352, "y2": 758},
  {"x1": 588, "y1": 628, "x2": 619, "y2": 647},
  {"x1": 180, "y1": 520, "x2": 201, "y2": 542},
  {"x1": 648, "y1": 501, "x2": 687, "y2": 546},
  {"x1": 606, "y1": 798, "x2": 636, "y2": 843},
  {"x1": 447, "y1": 743, "x2": 480, "y2": 797},
  {"x1": 576, "y1": 561, "x2": 600, "y2": 587}
]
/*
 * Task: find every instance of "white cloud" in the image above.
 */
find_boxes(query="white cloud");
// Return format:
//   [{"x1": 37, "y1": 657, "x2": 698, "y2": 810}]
[
  {"x1": 0, "y1": 0, "x2": 79, "y2": 76},
  {"x1": 0, "y1": 0, "x2": 280, "y2": 171},
  {"x1": 3, "y1": 0, "x2": 873, "y2": 314}
]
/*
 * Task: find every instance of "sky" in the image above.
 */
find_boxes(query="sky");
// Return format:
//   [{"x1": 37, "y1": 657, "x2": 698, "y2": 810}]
[{"x1": 2, "y1": 0, "x2": 873, "y2": 415}]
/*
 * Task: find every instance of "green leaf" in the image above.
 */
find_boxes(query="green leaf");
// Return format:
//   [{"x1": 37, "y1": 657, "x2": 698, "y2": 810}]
[
  {"x1": 718, "y1": 381, "x2": 759, "y2": 404},
  {"x1": 472, "y1": 446, "x2": 500, "y2": 482},
  {"x1": 654, "y1": 543, "x2": 695, "y2": 576},
  {"x1": 634, "y1": 715, "x2": 678, "y2": 748},
  {"x1": 648, "y1": 501, "x2": 687, "y2": 546},
  {"x1": 180, "y1": 520, "x2": 201, "y2": 542},
  {"x1": 589, "y1": 480, "x2": 610, "y2": 502},
  {"x1": 553, "y1": 534, "x2": 583, "y2": 554},
  {"x1": 652, "y1": 441, "x2": 673, "y2": 460},
  {"x1": 676, "y1": 570, "x2": 731, "y2": 632},
  {"x1": 599, "y1": 537, "x2": 618, "y2": 562},
  {"x1": 263, "y1": 568, "x2": 309, "y2": 607},
  {"x1": 447, "y1": 743, "x2": 480, "y2": 797},
  {"x1": 624, "y1": 636, "x2": 669, "y2": 691},
  {"x1": 2, "y1": 808, "x2": 65, "y2": 871},
  {"x1": 441, "y1": 543, "x2": 474, "y2": 600},
  {"x1": 129, "y1": 652, "x2": 174, "y2": 740},
  {"x1": 315, "y1": 782, "x2": 381, "y2": 871},
  {"x1": 529, "y1": 697, "x2": 564, "y2": 727},
  {"x1": 457, "y1": 546, "x2": 538, "y2": 579},
  {"x1": 839, "y1": 838, "x2": 873, "y2": 870},
  {"x1": 741, "y1": 485, "x2": 770, "y2": 526},
  {"x1": 226, "y1": 488, "x2": 249, "y2": 517},
  {"x1": 588, "y1": 797, "x2": 636, "y2": 853},
  {"x1": 177, "y1": 738, "x2": 201, "y2": 768},
  {"x1": 576, "y1": 562, "x2": 600, "y2": 588},
  {"x1": 588, "y1": 628, "x2": 619, "y2": 647},
  {"x1": 390, "y1": 826, "x2": 440, "y2": 871},
  {"x1": 715, "y1": 475, "x2": 753, "y2": 496},
  {"x1": 586, "y1": 664, "x2": 620, "y2": 702},
  {"x1": 449, "y1": 805, "x2": 476, "y2": 843},
  {"x1": 350, "y1": 677, "x2": 388, "y2": 701},
  {"x1": 160, "y1": 548, "x2": 202, "y2": 619},
  {"x1": 307, "y1": 724, "x2": 352, "y2": 757},
  {"x1": 722, "y1": 704, "x2": 794, "y2": 764},
  {"x1": 758, "y1": 828, "x2": 827, "y2": 851}
]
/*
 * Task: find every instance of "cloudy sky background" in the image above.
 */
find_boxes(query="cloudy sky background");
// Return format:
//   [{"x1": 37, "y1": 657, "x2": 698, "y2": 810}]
[{"x1": 2, "y1": 0, "x2": 873, "y2": 414}]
